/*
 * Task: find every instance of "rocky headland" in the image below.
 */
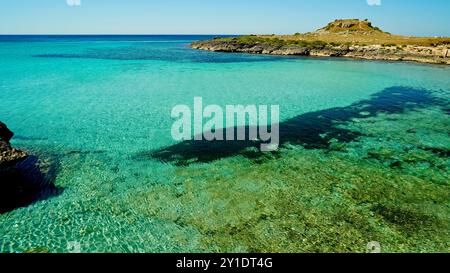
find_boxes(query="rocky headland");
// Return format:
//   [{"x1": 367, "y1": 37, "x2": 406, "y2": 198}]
[{"x1": 191, "y1": 19, "x2": 450, "y2": 65}]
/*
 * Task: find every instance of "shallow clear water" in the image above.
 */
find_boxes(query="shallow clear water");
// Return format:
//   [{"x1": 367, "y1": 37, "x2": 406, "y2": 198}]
[{"x1": 0, "y1": 36, "x2": 449, "y2": 253}]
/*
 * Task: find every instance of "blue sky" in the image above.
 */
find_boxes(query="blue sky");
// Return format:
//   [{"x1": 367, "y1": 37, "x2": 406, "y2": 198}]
[{"x1": 0, "y1": 0, "x2": 449, "y2": 36}]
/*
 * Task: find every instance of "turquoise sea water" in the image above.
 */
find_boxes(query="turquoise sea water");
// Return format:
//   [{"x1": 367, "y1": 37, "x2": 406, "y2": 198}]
[{"x1": 0, "y1": 36, "x2": 449, "y2": 253}]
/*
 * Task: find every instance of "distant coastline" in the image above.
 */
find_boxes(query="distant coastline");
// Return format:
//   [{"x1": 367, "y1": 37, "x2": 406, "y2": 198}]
[{"x1": 191, "y1": 19, "x2": 450, "y2": 65}]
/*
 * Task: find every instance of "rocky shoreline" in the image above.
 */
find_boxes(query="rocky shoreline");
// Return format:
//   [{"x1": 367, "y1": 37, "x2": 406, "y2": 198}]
[
  {"x1": 0, "y1": 122, "x2": 61, "y2": 213},
  {"x1": 191, "y1": 39, "x2": 450, "y2": 65},
  {"x1": 0, "y1": 121, "x2": 28, "y2": 167}
]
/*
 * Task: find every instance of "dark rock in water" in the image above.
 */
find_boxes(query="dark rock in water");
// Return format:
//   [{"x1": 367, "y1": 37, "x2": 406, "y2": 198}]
[
  {"x1": 0, "y1": 122, "x2": 28, "y2": 167},
  {"x1": 0, "y1": 155, "x2": 62, "y2": 213},
  {"x1": 0, "y1": 121, "x2": 14, "y2": 141},
  {"x1": 0, "y1": 121, "x2": 14, "y2": 142},
  {"x1": 0, "y1": 121, "x2": 62, "y2": 213},
  {"x1": 0, "y1": 140, "x2": 28, "y2": 167}
]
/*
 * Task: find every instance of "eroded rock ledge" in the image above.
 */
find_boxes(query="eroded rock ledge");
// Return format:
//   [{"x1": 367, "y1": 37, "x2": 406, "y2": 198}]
[
  {"x1": 0, "y1": 121, "x2": 27, "y2": 166},
  {"x1": 191, "y1": 39, "x2": 450, "y2": 65}
]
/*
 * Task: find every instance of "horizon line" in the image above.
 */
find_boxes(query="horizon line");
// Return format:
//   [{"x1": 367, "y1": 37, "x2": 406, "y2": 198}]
[
  {"x1": 1, "y1": 33, "x2": 449, "y2": 38},
  {"x1": 0, "y1": 34, "x2": 244, "y2": 36}
]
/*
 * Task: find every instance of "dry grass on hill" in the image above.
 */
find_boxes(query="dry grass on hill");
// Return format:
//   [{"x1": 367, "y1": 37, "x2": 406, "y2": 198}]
[{"x1": 256, "y1": 19, "x2": 450, "y2": 47}]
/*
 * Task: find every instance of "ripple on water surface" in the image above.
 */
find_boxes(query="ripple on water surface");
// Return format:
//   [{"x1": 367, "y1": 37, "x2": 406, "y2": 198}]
[{"x1": 0, "y1": 36, "x2": 449, "y2": 252}]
